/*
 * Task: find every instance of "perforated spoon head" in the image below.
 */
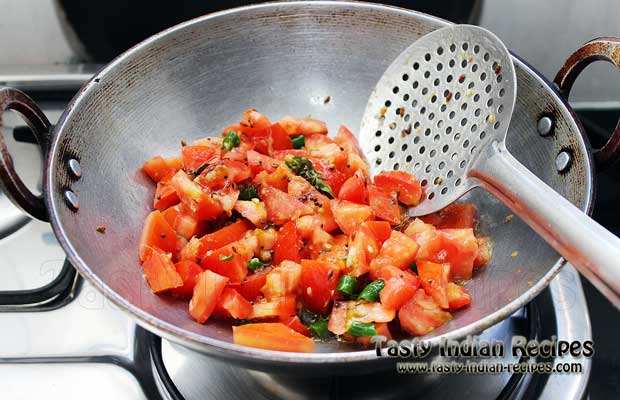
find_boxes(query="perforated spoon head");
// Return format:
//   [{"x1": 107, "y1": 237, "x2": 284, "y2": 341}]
[{"x1": 359, "y1": 25, "x2": 517, "y2": 216}]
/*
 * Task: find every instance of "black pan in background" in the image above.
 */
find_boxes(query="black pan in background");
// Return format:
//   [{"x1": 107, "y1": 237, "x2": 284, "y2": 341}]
[{"x1": 59, "y1": 0, "x2": 482, "y2": 62}]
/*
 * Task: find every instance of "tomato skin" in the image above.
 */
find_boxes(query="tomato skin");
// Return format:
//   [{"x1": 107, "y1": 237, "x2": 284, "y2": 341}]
[
  {"x1": 227, "y1": 267, "x2": 273, "y2": 301},
  {"x1": 273, "y1": 221, "x2": 303, "y2": 265},
  {"x1": 261, "y1": 186, "x2": 314, "y2": 225},
  {"x1": 233, "y1": 322, "x2": 315, "y2": 353},
  {"x1": 279, "y1": 315, "x2": 311, "y2": 336},
  {"x1": 171, "y1": 260, "x2": 204, "y2": 297},
  {"x1": 241, "y1": 109, "x2": 272, "y2": 129},
  {"x1": 338, "y1": 172, "x2": 367, "y2": 204},
  {"x1": 153, "y1": 181, "x2": 180, "y2": 211},
  {"x1": 367, "y1": 184, "x2": 402, "y2": 224},
  {"x1": 363, "y1": 221, "x2": 392, "y2": 247},
  {"x1": 417, "y1": 261, "x2": 450, "y2": 309},
  {"x1": 214, "y1": 288, "x2": 253, "y2": 319},
  {"x1": 376, "y1": 265, "x2": 420, "y2": 310},
  {"x1": 189, "y1": 270, "x2": 229, "y2": 323},
  {"x1": 170, "y1": 171, "x2": 223, "y2": 220},
  {"x1": 331, "y1": 199, "x2": 374, "y2": 235},
  {"x1": 300, "y1": 260, "x2": 341, "y2": 315},
  {"x1": 143, "y1": 156, "x2": 182, "y2": 183},
  {"x1": 420, "y1": 203, "x2": 477, "y2": 229},
  {"x1": 373, "y1": 171, "x2": 423, "y2": 206},
  {"x1": 369, "y1": 230, "x2": 419, "y2": 275},
  {"x1": 261, "y1": 261, "x2": 302, "y2": 301},
  {"x1": 398, "y1": 289, "x2": 452, "y2": 336},
  {"x1": 447, "y1": 282, "x2": 471, "y2": 311},
  {"x1": 234, "y1": 200, "x2": 268, "y2": 228},
  {"x1": 249, "y1": 295, "x2": 297, "y2": 319},
  {"x1": 334, "y1": 125, "x2": 364, "y2": 158},
  {"x1": 139, "y1": 210, "x2": 177, "y2": 262},
  {"x1": 246, "y1": 150, "x2": 281, "y2": 174},
  {"x1": 243, "y1": 122, "x2": 292, "y2": 154},
  {"x1": 181, "y1": 146, "x2": 219, "y2": 172},
  {"x1": 278, "y1": 116, "x2": 328, "y2": 136},
  {"x1": 201, "y1": 241, "x2": 252, "y2": 283},
  {"x1": 142, "y1": 247, "x2": 183, "y2": 293},
  {"x1": 180, "y1": 219, "x2": 250, "y2": 263}
]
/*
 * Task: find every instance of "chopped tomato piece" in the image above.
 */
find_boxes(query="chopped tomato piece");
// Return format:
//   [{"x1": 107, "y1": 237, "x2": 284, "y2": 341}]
[
  {"x1": 278, "y1": 116, "x2": 328, "y2": 136},
  {"x1": 261, "y1": 261, "x2": 302, "y2": 301},
  {"x1": 363, "y1": 221, "x2": 392, "y2": 247},
  {"x1": 227, "y1": 267, "x2": 273, "y2": 301},
  {"x1": 398, "y1": 289, "x2": 452, "y2": 336},
  {"x1": 162, "y1": 205, "x2": 180, "y2": 227},
  {"x1": 200, "y1": 241, "x2": 253, "y2": 282},
  {"x1": 244, "y1": 123, "x2": 292, "y2": 154},
  {"x1": 331, "y1": 199, "x2": 374, "y2": 235},
  {"x1": 279, "y1": 315, "x2": 310, "y2": 336},
  {"x1": 181, "y1": 146, "x2": 219, "y2": 172},
  {"x1": 180, "y1": 219, "x2": 250, "y2": 262},
  {"x1": 169, "y1": 171, "x2": 223, "y2": 220},
  {"x1": 406, "y1": 220, "x2": 479, "y2": 280},
  {"x1": 261, "y1": 186, "x2": 314, "y2": 225},
  {"x1": 447, "y1": 282, "x2": 471, "y2": 310},
  {"x1": 189, "y1": 270, "x2": 229, "y2": 323},
  {"x1": 142, "y1": 247, "x2": 183, "y2": 293},
  {"x1": 417, "y1": 261, "x2": 450, "y2": 309},
  {"x1": 367, "y1": 184, "x2": 402, "y2": 224},
  {"x1": 241, "y1": 109, "x2": 272, "y2": 129},
  {"x1": 420, "y1": 203, "x2": 477, "y2": 229},
  {"x1": 143, "y1": 156, "x2": 182, "y2": 182},
  {"x1": 327, "y1": 300, "x2": 396, "y2": 335},
  {"x1": 173, "y1": 209, "x2": 205, "y2": 240},
  {"x1": 249, "y1": 295, "x2": 297, "y2": 319},
  {"x1": 171, "y1": 260, "x2": 204, "y2": 297},
  {"x1": 373, "y1": 171, "x2": 423, "y2": 206},
  {"x1": 338, "y1": 171, "x2": 367, "y2": 204},
  {"x1": 139, "y1": 210, "x2": 177, "y2": 262},
  {"x1": 234, "y1": 200, "x2": 268, "y2": 228},
  {"x1": 273, "y1": 221, "x2": 303, "y2": 265},
  {"x1": 215, "y1": 288, "x2": 253, "y2": 319},
  {"x1": 287, "y1": 176, "x2": 339, "y2": 233},
  {"x1": 246, "y1": 150, "x2": 281, "y2": 174},
  {"x1": 153, "y1": 181, "x2": 179, "y2": 211},
  {"x1": 369, "y1": 230, "x2": 419, "y2": 275},
  {"x1": 474, "y1": 237, "x2": 493, "y2": 267},
  {"x1": 334, "y1": 125, "x2": 364, "y2": 158},
  {"x1": 300, "y1": 260, "x2": 341, "y2": 314},
  {"x1": 233, "y1": 322, "x2": 315, "y2": 353},
  {"x1": 346, "y1": 224, "x2": 379, "y2": 277},
  {"x1": 191, "y1": 136, "x2": 223, "y2": 148},
  {"x1": 376, "y1": 265, "x2": 420, "y2": 310}
]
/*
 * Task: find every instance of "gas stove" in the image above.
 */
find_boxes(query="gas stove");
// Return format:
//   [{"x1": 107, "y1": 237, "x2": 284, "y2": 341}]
[{"x1": 0, "y1": 78, "x2": 592, "y2": 399}]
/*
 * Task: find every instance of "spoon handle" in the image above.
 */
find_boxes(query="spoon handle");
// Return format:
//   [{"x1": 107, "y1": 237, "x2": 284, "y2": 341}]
[{"x1": 472, "y1": 141, "x2": 620, "y2": 308}]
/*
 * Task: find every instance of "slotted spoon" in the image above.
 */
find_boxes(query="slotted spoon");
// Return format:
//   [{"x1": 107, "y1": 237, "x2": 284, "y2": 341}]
[{"x1": 360, "y1": 24, "x2": 620, "y2": 307}]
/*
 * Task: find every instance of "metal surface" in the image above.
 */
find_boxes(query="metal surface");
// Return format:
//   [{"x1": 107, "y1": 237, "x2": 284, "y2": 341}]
[
  {"x1": 0, "y1": 1, "x2": 597, "y2": 371},
  {"x1": 363, "y1": 24, "x2": 620, "y2": 307},
  {"x1": 360, "y1": 25, "x2": 517, "y2": 215}
]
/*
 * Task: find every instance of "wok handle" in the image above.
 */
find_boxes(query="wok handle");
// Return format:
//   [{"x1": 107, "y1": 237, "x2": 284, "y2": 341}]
[
  {"x1": 0, "y1": 86, "x2": 52, "y2": 221},
  {"x1": 472, "y1": 141, "x2": 620, "y2": 309},
  {"x1": 554, "y1": 37, "x2": 620, "y2": 170}
]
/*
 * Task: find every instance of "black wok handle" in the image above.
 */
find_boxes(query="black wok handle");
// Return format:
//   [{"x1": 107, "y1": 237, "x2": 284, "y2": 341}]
[
  {"x1": 0, "y1": 86, "x2": 52, "y2": 221},
  {"x1": 554, "y1": 37, "x2": 620, "y2": 171}
]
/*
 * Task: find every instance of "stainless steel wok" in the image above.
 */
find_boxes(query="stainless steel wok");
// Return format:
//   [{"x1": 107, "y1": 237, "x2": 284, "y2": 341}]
[{"x1": 1, "y1": 1, "x2": 619, "y2": 374}]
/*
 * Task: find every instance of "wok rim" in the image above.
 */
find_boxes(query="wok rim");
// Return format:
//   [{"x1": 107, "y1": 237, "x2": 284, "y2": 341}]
[{"x1": 45, "y1": 0, "x2": 594, "y2": 365}]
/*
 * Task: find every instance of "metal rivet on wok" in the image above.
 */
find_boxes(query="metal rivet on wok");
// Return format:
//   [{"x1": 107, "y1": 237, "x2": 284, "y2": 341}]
[
  {"x1": 537, "y1": 116, "x2": 554, "y2": 137},
  {"x1": 555, "y1": 151, "x2": 572, "y2": 173},
  {"x1": 68, "y1": 159, "x2": 82, "y2": 179},
  {"x1": 63, "y1": 190, "x2": 79, "y2": 210}
]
